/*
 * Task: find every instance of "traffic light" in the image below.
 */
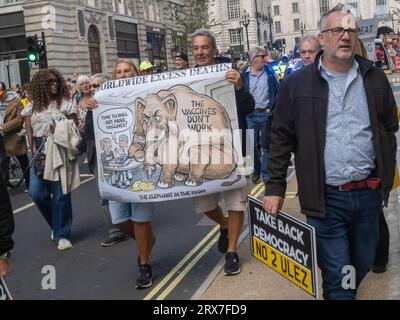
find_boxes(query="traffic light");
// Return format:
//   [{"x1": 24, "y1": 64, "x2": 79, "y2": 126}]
[
  {"x1": 274, "y1": 39, "x2": 282, "y2": 51},
  {"x1": 267, "y1": 41, "x2": 271, "y2": 50},
  {"x1": 26, "y1": 33, "x2": 48, "y2": 68},
  {"x1": 26, "y1": 35, "x2": 39, "y2": 64},
  {"x1": 283, "y1": 38, "x2": 286, "y2": 48}
]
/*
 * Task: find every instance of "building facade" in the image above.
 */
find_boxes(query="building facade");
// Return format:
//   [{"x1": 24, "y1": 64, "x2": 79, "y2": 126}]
[
  {"x1": 0, "y1": 0, "x2": 187, "y2": 85},
  {"x1": 270, "y1": 0, "x2": 400, "y2": 52},
  {"x1": 208, "y1": 0, "x2": 273, "y2": 61}
]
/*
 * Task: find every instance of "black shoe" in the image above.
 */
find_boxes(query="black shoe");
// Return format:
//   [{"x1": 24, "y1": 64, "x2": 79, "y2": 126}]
[
  {"x1": 100, "y1": 233, "x2": 128, "y2": 247},
  {"x1": 136, "y1": 264, "x2": 153, "y2": 289},
  {"x1": 252, "y1": 172, "x2": 261, "y2": 184},
  {"x1": 218, "y1": 228, "x2": 228, "y2": 253},
  {"x1": 224, "y1": 252, "x2": 241, "y2": 276},
  {"x1": 371, "y1": 264, "x2": 387, "y2": 273}
]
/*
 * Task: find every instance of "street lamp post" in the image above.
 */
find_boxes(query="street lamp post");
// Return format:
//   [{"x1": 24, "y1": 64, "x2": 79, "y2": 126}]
[
  {"x1": 241, "y1": 10, "x2": 250, "y2": 53},
  {"x1": 238, "y1": 24, "x2": 243, "y2": 59},
  {"x1": 254, "y1": 0, "x2": 260, "y2": 45}
]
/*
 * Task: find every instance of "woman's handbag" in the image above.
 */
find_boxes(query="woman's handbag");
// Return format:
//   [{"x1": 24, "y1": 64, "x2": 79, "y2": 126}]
[{"x1": 33, "y1": 151, "x2": 46, "y2": 176}]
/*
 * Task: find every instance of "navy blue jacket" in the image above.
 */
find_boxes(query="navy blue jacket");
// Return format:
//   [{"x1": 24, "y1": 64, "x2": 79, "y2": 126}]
[{"x1": 242, "y1": 65, "x2": 279, "y2": 112}]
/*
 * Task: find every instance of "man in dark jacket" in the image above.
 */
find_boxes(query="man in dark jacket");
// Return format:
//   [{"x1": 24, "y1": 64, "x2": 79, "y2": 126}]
[
  {"x1": 0, "y1": 82, "x2": 30, "y2": 191},
  {"x1": 263, "y1": 5, "x2": 398, "y2": 299},
  {"x1": 0, "y1": 172, "x2": 14, "y2": 277},
  {"x1": 191, "y1": 28, "x2": 254, "y2": 276},
  {"x1": 242, "y1": 47, "x2": 279, "y2": 184}
]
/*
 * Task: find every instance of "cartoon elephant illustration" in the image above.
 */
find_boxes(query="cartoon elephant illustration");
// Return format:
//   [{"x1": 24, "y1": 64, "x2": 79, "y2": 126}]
[{"x1": 128, "y1": 85, "x2": 240, "y2": 188}]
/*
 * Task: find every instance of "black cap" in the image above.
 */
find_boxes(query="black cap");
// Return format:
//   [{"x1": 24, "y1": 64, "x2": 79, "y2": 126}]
[{"x1": 175, "y1": 52, "x2": 188, "y2": 62}]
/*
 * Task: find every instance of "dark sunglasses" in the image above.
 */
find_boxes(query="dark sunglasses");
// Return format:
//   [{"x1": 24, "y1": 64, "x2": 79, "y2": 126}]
[
  {"x1": 47, "y1": 78, "x2": 59, "y2": 85},
  {"x1": 253, "y1": 54, "x2": 267, "y2": 59},
  {"x1": 90, "y1": 83, "x2": 100, "y2": 88}
]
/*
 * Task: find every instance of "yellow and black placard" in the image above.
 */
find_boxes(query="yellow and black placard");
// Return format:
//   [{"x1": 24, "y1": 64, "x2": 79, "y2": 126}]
[{"x1": 247, "y1": 196, "x2": 318, "y2": 298}]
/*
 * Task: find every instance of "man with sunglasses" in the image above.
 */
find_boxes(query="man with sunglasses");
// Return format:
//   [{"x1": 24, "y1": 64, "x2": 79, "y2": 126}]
[
  {"x1": 263, "y1": 4, "x2": 398, "y2": 300},
  {"x1": 242, "y1": 47, "x2": 279, "y2": 185}
]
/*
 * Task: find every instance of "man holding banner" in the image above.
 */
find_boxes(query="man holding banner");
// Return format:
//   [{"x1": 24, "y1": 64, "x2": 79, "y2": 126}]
[
  {"x1": 263, "y1": 4, "x2": 398, "y2": 299},
  {"x1": 191, "y1": 29, "x2": 254, "y2": 276}
]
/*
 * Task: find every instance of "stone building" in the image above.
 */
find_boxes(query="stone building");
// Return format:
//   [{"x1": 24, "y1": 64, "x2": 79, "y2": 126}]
[
  {"x1": 270, "y1": 0, "x2": 400, "y2": 52},
  {"x1": 0, "y1": 0, "x2": 187, "y2": 85}
]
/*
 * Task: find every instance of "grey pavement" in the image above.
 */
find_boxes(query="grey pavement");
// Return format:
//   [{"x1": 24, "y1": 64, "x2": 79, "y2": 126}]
[{"x1": 196, "y1": 175, "x2": 400, "y2": 300}]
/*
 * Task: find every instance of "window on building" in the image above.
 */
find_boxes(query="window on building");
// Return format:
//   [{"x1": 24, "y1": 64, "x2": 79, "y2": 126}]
[
  {"x1": 115, "y1": 20, "x2": 140, "y2": 59},
  {"x1": 143, "y1": 0, "x2": 148, "y2": 19},
  {"x1": 126, "y1": 0, "x2": 136, "y2": 16},
  {"x1": 77, "y1": 10, "x2": 86, "y2": 37},
  {"x1": 346, "y1": 1, "x2": 359, "y2": 17},
  {"x1": 229, "y1": 29, "x2": 243, "y2": 44},
  {"x1": 275, "y1": 21, "x2": 282, "y2": 33},
  {"x1": 117, "y1": 0, "x2": 125, "y2": 14},
  {"x1": 294, "y1": 18, "x2": 300, "y2": 31},
  {"x1": 144, "y1": 0, "x2": 161, "y2": 22},
  {"x1": 376, "y1": 0, "x2": 388, "y2": 16},
  {"x1": 108, "y1": 16, "x2": 115, "y2": 40},
  {"x1": 319, "y1": 0, "x2": 330, "y2": 16},
  {"x1": 4, "y1": 0, "x2": 23, "y2": 4},
  {"x1": 85, "y1": 0, "x2": 98, "y2": 7},
  {"x1": 292, "y1": 2, "x2": 299, "y2": 13},
  {"x1": 171, "y1": 4, "x2": 183, "y2": 24},
  {"x1": 273, "y1": 5, "x2": 280, "y2": 16},
  {"x1": 227, "y1": 0, "x2": 240, "y2": 20}
]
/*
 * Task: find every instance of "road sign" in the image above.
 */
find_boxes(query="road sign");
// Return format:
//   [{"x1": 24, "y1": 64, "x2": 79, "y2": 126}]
[{"x1": 247, "y1": 196, "x2": 318, "y2": 298}]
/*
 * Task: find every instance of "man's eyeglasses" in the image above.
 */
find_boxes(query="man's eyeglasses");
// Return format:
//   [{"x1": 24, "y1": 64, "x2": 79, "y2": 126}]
[
  {"x1": 90, "y1": 83, "x2": 100, "y2": 89},
  {"x1": 321, "y1": 27, "x2": 358, "y2": 37},
  {"x1": 253, "y1": 54, "x2": 267, "y2": 59}
]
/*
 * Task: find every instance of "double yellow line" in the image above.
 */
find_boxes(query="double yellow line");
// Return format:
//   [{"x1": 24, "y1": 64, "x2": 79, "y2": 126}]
[{"x1": 143, "y1": 181, "x2": 265, "y2": 300}]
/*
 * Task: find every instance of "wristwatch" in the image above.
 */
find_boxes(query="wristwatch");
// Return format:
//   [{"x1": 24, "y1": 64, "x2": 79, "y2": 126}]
[{"x1": 0, "y1": 251, "x2": 11, "y2": 261}]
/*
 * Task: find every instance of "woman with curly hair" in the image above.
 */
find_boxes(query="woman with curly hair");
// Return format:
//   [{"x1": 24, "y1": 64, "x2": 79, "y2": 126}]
[{"x1": 22, "y1": 69, "x2": 79, "y2": 250}]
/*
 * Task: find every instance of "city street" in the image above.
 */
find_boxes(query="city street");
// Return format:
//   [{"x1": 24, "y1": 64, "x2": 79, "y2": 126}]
[
  {"x1": 6, "y1": 162, "x2": 246, "y2": 300},
  {"x1": 3, "y1": 72, "x2": 400, "y2": 300}
]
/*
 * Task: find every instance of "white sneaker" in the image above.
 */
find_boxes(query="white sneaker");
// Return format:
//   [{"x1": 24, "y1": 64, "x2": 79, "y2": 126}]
[{"x1": 58, "y1": 239, "x2": 72, "y2": 250}]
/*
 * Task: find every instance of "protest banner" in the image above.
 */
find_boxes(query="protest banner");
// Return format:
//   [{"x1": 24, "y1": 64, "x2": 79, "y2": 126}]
[
  {"x1": 357, "y1": 18, "x2": 378, "y2": 62},
  {"x1": 93, "y1": 63, "x2": 247, "y2": 202},
  {"x1": 0, "y1": 276, "x2": 13, "y2": 300},
  {"x1": 247, "y1": 196, "x2": 318, "y2": 298}
]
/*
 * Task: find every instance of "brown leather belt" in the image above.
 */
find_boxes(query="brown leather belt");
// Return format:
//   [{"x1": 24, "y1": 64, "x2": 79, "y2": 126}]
[{"x1": 326, "y1": 177, "x2": 381, "y2": 191}]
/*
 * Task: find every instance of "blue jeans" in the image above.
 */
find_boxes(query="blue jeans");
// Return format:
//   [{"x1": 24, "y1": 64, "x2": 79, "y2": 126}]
[
  {"x1": 246, "y1": 111, "x2": 270, "y2": 181},
  {"x1": 307, "y1": 187, "x2": 381, "y2": 300},
  {"x1": 29, "y1": 137, "x2": 73, "y2": 240}
]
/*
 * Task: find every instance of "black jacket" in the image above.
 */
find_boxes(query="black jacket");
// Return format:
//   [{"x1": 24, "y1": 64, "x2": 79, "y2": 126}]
[
  {"x1": 0, "y1": 173, "x2": 14, "y2": 256},
  {"x1": 265, "y1": 52, "x2": 398, "y2": 217}
]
